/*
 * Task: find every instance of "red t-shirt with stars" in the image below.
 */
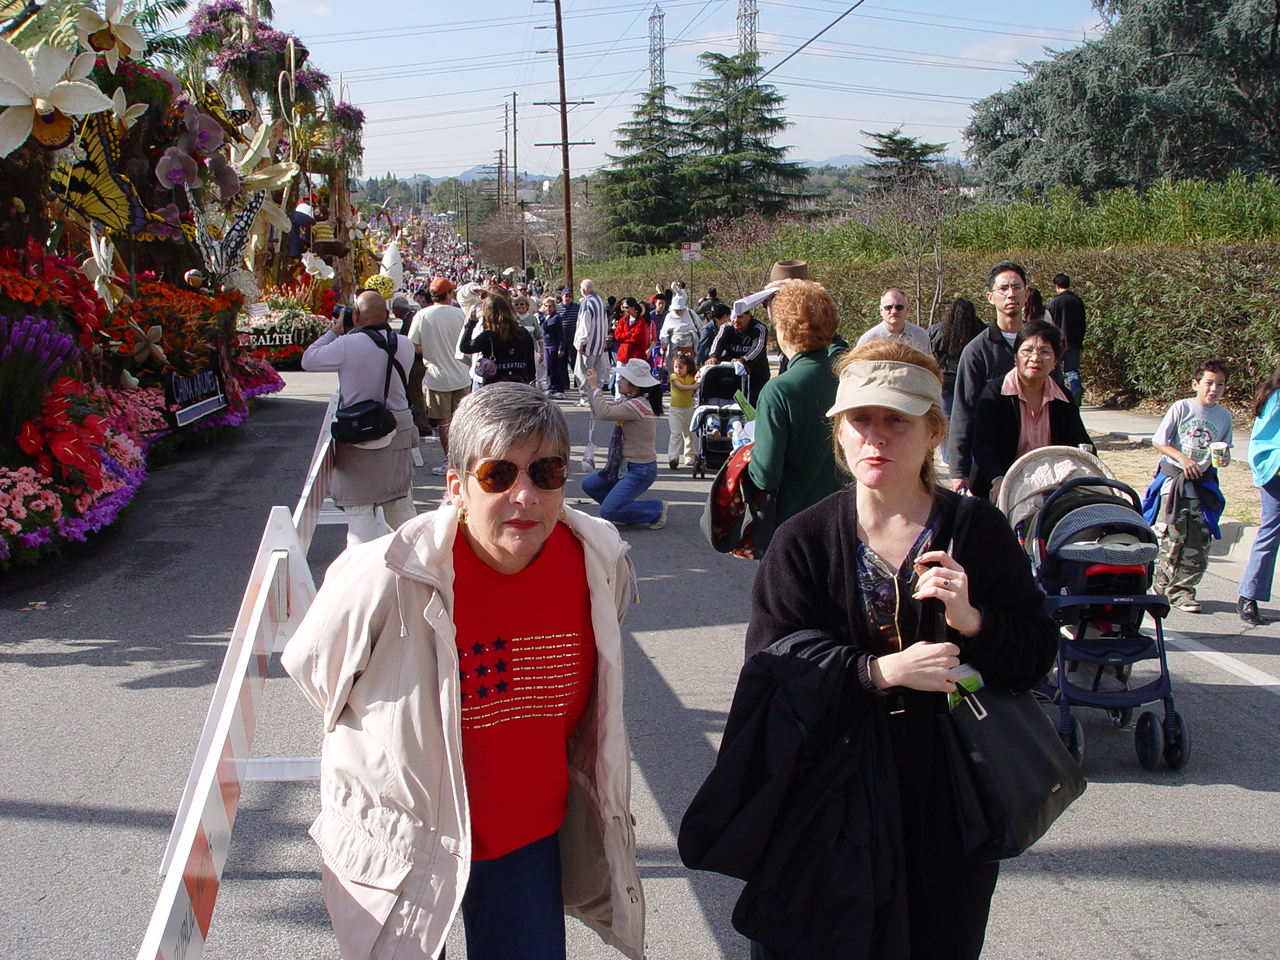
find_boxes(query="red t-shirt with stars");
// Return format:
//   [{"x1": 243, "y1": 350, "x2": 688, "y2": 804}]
[{"x1": 452, "y1": 522, "x2": 597, "y2": 860}]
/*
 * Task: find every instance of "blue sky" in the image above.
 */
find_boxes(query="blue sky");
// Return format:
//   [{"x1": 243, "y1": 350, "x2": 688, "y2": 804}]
[{"x1": 260, "y1": 0, "x2": 1106, "y2": 179}]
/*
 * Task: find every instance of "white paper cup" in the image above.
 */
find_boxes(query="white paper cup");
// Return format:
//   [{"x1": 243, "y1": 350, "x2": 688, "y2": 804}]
[{"x1": 1210, "y1": 442, "x2": 1228, "y2": 468}]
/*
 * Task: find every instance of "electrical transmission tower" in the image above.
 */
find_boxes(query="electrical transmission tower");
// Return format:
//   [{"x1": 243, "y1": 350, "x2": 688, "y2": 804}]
[
  {"x1": 737, "y1": 0, "x2": 757, "y2": 56},
  {"x1": 648, "y1": 5, "x2": 664, "y2": 90}
]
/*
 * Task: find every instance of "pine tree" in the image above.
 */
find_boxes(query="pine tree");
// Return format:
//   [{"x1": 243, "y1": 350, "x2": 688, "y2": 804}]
[
  {"x1": 862, "y1": 126, "x2": 947, "y2": 182},
  {"x1": 597, "y1": 86, "x2": 689, "y2": 257},
  {"x1": 964, "y1": 0, "x2": 1280, "y2": 197},
  {"x1": 678, "y1": 52, "x2": 806, "y2": 227}
]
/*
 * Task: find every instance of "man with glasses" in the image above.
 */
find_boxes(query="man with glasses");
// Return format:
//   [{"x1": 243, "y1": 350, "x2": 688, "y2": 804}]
[
  {"x1": 948, "y1": 261, "x2": 1029, "y2": 493},
  {"x1": 857, "y1": 288, "x2": 931, "y2": 353}
]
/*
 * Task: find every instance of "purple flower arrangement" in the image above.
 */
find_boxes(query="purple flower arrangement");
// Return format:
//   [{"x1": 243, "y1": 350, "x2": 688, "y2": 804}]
[
  {"x1": 0, "y1": 314, "x2": 77, "y2": 378},
  {"x1": 331, "y1": 101, "x2": 365, "y2": 130},
  {"x1": 293, "y1": 65, "x2": 329, "y2": 92},
  {"x1": 0, "y1": 314, "x2": 79, "y2": 438},
  {"x1": 188, "y1": 0, "x2": 246, "y2": 40}
]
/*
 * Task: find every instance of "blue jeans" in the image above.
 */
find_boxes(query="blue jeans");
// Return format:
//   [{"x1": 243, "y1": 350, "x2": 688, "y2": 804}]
[
  {"x1": 1061, "y1": 347, "x2": 1083, "y2": 404},
  {"x1": 581, "y1": 460, "x2": 662, "y2": 525},
  {"x1": 457, "y1": 833, "x2": 565, "y2": 960},
  {"x1": 1240, "y1": 473, "x2": 1280, "y2": 601}
]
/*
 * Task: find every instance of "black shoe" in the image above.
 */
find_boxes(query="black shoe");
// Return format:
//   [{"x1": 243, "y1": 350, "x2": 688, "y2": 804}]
[
  {"x1": 1238, "y1": 596, "x2": 1266, "y2": 625},
  {"x1": 669, "y1": 459, "x2": 679, "y2": 470}
]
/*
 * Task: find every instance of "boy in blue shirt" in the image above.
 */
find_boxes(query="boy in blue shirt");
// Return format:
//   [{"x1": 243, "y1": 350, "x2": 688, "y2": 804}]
[{"x1": 1143, "y1": 359, "x2": 1233, "y2": 612}]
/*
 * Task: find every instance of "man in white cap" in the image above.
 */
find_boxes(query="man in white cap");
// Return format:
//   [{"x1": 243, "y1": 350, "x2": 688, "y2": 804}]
[{"x1": 574, "y1": 278, "x2": 612, "y2": 466}]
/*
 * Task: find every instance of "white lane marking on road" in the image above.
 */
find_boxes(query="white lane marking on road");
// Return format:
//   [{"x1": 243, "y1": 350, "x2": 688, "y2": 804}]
[{"x1": 1164, "y1": 629, "x2": 1280, "y2": 697}]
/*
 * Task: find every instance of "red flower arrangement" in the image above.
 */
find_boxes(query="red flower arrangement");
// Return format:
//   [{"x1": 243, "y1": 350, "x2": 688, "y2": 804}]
[
  {"x1": 0, "y1": 237, "x2": 107, "y2": 349},
  {"x1": 16, "y1": 377, "x2": 108, "y2": 490}
]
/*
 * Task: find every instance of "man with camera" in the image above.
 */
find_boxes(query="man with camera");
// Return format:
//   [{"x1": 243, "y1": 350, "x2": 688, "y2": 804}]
[{"x1": 302, "y1": 289, "x2": 418, "y2": 547}]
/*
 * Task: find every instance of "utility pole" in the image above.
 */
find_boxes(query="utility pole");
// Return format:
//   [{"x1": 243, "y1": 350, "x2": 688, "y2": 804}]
[
  {"x1": 552, "y1": 0, "x2": 573, "y2": 292},
  {"x1": 502, "y1": 100, "x2": 511, "y2": 211},
  {"x1": 510, "y1": 91, "x2": 518, "y2": 211},
  {"x1": 533, "y1": 0, "x2": 593, "y2": 293}
]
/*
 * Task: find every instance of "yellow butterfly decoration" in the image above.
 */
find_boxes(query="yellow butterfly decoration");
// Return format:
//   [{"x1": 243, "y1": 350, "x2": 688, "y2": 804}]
[
  {"x1": 49, "y1": 112, "x2": 166, "y2": 236},
  {"x1": 201, "y1": 82, "x2": 254, "y2": 145}
]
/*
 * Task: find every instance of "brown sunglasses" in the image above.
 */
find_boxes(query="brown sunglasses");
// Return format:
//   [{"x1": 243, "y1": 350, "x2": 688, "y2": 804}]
[{"x1": 469, "y1": 456, "x2": 568, "y2": 493}]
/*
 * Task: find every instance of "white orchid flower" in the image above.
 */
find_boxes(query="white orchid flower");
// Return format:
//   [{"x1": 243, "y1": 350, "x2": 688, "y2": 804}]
[
  {"x1": 302, "y1": 251, "x2": 334, "y2": 280},
  {"x1": 255, "y1": 197, "x2": 292, "y2": 234},
  {"x1": 80, "y1": 223, "x2": 124, "y2": 311},
  {"x1": 110, "y1": 87, "x2": 145, "y2": 130},
  {"x1": 240, "y1": 159, "x2": 298, "y2": 191},
  {"x1": 76, "y1": 0, "x2": 146, "y2": 73},
  {"x1": 0, "y1": 41, "x2": 111, "y2": 157}
]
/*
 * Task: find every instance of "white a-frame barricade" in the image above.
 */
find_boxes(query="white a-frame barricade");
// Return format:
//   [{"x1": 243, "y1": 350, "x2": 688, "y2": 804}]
[{"x1": 138, "y1": 396, "x2": 343, "y2": 960}]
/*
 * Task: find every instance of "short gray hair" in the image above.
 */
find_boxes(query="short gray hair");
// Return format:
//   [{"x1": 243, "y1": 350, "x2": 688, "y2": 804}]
[{"x1": 447, "y1": 383, "x2": 571, "y2": 474}]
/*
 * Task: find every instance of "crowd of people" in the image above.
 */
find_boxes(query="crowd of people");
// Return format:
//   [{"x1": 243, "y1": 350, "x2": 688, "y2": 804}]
[{"x1": 292, "y1": 228, "x2": 1275, "y2": 960}]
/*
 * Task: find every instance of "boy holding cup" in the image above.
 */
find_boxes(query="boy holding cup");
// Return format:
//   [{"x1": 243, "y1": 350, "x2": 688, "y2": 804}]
[{"x1": 1143, "y1": 359, "x2": 1233, "y2": 613}]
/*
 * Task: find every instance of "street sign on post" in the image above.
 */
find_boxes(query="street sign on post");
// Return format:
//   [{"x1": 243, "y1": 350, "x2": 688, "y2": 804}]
[{"x1": 680, "y1": 241, "x2": 702, "y2": 262}]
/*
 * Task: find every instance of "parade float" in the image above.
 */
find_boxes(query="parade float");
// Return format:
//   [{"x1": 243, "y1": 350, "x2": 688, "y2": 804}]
[{"x1": 0, "y1": 0, "x2": 367, "y2": 568}]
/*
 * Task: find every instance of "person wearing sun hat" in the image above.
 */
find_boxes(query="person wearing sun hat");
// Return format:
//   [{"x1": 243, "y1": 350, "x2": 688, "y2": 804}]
[
  {"x1": 581, "y1": 357, "x2": 669, "y2": 529},
  {"x1": 730, "y1": 337, "x2": 1057, "y2": 960}
]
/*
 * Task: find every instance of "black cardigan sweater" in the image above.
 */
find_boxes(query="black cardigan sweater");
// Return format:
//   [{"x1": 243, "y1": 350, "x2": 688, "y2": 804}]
[
  {"x1": 969, "y1": 378, "x2": 1093, "y2": 500},
  {"x1": 745, "y1": 487, "x2": 1056, "y2": 888}
]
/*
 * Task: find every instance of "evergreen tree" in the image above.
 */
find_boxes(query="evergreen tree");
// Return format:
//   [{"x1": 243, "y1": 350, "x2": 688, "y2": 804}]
[
  {"x1": 862, "y1": 126, "x2": 947, "y2": 182},
  {"x1": 598, "y1": 85, "x2": 689, "y2": 256},
  {"x1": 678, "y1": 51, "x2": 806, "y2": 227},
  {"x1": 964, "y1": 0, "x2": 1280, "y2": 197}
]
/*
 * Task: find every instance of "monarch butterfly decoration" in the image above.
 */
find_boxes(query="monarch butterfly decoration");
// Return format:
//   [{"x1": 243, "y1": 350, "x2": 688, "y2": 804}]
[
  {"x1": 185, "y1": 186, "x2": 266, "y2": 284},
  {"x1": 201, "y1": 83, "x2": 254, "y2": 145},
  {"x1": 49, "y1": 113, "x2": 167, "y2": 236}
]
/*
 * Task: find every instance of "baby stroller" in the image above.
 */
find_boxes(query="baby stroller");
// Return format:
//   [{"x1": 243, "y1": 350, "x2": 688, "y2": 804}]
[
  {"x1": 998, "y1": 446, "x2": 1189, "y2": 771},
  {"x1": 690, "y1": 363, "x2": 746, "y2": 479}
]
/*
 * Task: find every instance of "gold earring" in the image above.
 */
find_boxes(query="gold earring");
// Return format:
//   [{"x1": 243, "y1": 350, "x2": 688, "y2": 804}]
[{"x1": 458, "y1": 504, "x2": 468, "y2": 525}]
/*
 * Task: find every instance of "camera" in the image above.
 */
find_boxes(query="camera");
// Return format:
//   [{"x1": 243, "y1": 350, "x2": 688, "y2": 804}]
[{"x1": 332, "y1": 304, "x2": 355, "y2": 330}]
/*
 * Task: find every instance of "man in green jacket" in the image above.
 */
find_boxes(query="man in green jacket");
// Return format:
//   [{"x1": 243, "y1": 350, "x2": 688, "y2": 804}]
[{"x1": 747, "y1": 281, "x2": 848, "y2": 538}]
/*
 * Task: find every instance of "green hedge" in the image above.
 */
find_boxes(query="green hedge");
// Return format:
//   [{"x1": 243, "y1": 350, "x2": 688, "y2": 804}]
[{"x1": 585, "y1": 242, "x2": 1280, "y2": 409}]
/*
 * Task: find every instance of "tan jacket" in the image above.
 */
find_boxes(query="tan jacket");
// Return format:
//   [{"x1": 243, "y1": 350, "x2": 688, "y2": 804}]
[
  {"x1": 589, "y1": 389, "x2": 658, "y2": 463},
  {"x1": 282, "y1": 504, "x2": 646, "y2": 959}
]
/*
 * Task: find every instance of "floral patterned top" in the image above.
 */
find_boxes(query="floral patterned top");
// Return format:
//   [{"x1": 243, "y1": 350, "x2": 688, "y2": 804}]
[{"x1": 855, "y1": 513, "x2": 937, "y2": 656}]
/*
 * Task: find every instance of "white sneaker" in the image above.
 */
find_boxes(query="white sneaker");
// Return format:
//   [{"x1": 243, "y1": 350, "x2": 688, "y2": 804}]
[
  {"x1": 430, "y1": 465, "x2": 447, "y2": 476},
  {"x1": 648, "y1": 501, "x2": 669, "y2": 530}
]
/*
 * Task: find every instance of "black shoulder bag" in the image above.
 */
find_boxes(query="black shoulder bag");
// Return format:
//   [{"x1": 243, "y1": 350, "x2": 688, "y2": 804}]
[
  {"x1": 330, "y1": 326, "x2": 409, "y2": 445},
  {"x1": 936, "y1": 495, "x2": 1086, "y2": 861}
]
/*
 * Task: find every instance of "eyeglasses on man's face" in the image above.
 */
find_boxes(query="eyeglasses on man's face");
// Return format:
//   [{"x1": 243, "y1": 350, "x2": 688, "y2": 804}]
[{"x1": 881, "y1": 303, "x2": 907, "y2": 312}]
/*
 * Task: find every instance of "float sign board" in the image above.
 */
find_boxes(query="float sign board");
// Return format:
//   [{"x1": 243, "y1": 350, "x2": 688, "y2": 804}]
[{"x1": 164, "y1": 367, "x2": 229, "y2": 428}]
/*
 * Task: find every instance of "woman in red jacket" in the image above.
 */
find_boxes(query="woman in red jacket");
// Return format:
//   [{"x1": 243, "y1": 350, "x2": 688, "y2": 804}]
[{"x1": 613, "y1": 296, "x2": 651, "y2": 364}]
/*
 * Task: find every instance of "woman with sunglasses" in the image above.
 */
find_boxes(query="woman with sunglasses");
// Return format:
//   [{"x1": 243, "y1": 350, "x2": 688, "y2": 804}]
[
  {"x1": 581, "y1": 357, "x2": 669, "y2": 529},
  {"x1": 283, "y1": 383, "x2": 645, "y2": 960},
  {"x1": 728, "y1": 340, "x2": 1056, "y2": 960},
  {"x1": 969, "y1": 318, "x2": 1092, "y2": 502}
]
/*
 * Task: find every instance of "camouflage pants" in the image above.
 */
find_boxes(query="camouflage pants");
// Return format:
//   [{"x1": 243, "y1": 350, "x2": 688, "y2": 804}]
[{"x1": 1152, "y1": 491, "x2": 1210, "y2": 604}]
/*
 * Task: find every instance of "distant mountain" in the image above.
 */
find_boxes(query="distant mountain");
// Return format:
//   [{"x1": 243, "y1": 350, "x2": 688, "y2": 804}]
[{"x1": 794, "y1": 154, "x2": 874, "y2": 168}]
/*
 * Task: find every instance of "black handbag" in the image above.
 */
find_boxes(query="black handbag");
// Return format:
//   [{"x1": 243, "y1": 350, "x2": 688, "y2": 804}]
[
  {"x1": 330, "y1": 326, "x2": 408, "y2": 445},
  {"x1": 936, "y1": 495, "x2": 1086, "y2": 862},
  {"x1": 938, "y1": 682, "x2": 1085, "y2": 861}
]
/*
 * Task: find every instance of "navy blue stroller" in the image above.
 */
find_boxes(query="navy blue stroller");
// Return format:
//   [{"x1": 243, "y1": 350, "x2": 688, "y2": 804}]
[{"x1": 998, "y1": 446, "x2": 1190, "y2": 771}]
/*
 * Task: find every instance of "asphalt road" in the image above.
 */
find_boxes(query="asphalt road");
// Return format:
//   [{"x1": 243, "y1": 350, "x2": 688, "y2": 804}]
[{"x1": 2, "y1": 371, "x2": 1277, "y2": 959}]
